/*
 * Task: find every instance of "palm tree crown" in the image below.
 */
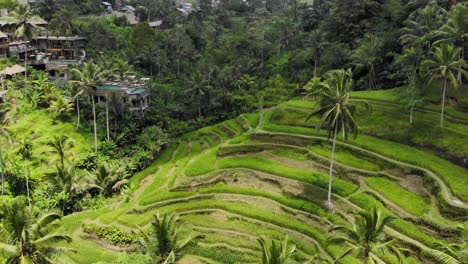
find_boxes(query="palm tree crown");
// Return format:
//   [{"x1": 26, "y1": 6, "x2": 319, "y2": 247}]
[
  {"x1": 308, "y1": 69, "x2": 361, "y2": 141},
  {"x1": 138, "y1": 213, "x2": 202, "y2": 263},
  {"x1": 0, "y1": 197, "x2": 74, "y2": 263},
  {"x1": 328, "y1": 207, "x2": 404, "y2": 264},
  {"x1": 258, "y1": 236, "x2": 296, "y2": 264},
  {"x1": 11, "y1": 4, "x2": 35, "y2": 41},
  {"x1": 422, "y1": 43, "x2": 467, "y2": 128}
]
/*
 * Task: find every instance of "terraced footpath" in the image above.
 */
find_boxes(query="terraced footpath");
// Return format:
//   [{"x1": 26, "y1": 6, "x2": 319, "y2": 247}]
[{"x1": 61, "y1": 99, "x2": 468, "y2": 264}]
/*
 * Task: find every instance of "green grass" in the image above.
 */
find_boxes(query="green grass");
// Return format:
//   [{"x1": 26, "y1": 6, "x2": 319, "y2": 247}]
[
  {"x1": 366, "y1": 177, "x2": 428, "y2": 216},
  {"x1": 185, "y1": 148, "x2": 218, "y2": 176},
  {"x1": 218, "y1": 156, "x2": 358, "y2": 196},
  {"x1": 242, "y1": 113, "x2": 260, "y2": 128},
  {"x1": 282, "y1": 100, "x2": 317, "y2": 109},
  {"x1": 270, "y1": 148, "x2": 309, "y2": 161},
  {"x1": 308, "y1": 145, "x2": 381, "y2": 171},
  {"x1": 349, "y1": 192, "x2": 442, "y2": 247},
  {"x1": 351, "y1": 88, "x2": 401, "y2": 102},
  {"x1": 262, "y1": 119, "x2": 468, "y2": 202}
]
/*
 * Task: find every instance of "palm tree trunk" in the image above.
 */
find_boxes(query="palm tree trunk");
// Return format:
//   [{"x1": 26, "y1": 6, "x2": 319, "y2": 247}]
[
  {"x1": 75, "y1": 97, "x2": 80, "y2": 130},
  {"x1": 92, "y1": 94, "x2": 98, "y2": 152},
  {"x1": 410, "y1": 106, "x2": 414, "y2": 124},
  {"x1": 24, "y1": 49, "x2": 27, "y2": 89},
  {"x1": 328, "y1": 125, "x2": 338, "y2": 210},
  {"x1": 458, "y1": 50, "x2": 464, "y2": 87},
  {"x1": 105, "y1": 91, "x2": 110, "y2": 141},
  {"x1": 441, "y1": 79, "x2": 447, "y2": 129},
  {"x1": 25, "y1": 162, "x2": 31, "y2": 206},
  {"x1": 0, "y1": 140, "x2": 4, "y2": 195},
  {"x1": 314, "y1": 58, "x2": 317, "y2": 78}
]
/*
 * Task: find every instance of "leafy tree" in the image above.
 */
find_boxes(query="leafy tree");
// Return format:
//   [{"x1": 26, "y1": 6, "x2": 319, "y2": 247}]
[
  {"x1": 328, "y1": 207, "x2": 405, "y2": 263},
  {"x1": 113, "y1": 59, "x2": 134, "y2": 81},
  {"x1": 92, "y1": 161, "x2": 129, "y2": 197},
  {"x1": 306, "y1": 29, "x2": 327, "y2": 78},
  {"x1": 422, "y1": 43, "x2": 467, "y2": 128},
  {"x1": 394, "y1": 47, "x2": 425, "y2": 123},
  {"x1": 185, "y1": 71, "x2": 208, "y2": 118},
  {"x1": 46, "y1": 165, "x2": 91, "y2": 214},
  {"x1": 138, "y1": 213, "x2": 203, "y2": 263},
  {"x1": 48, "y1": 8, "x2": 78, "y2": 36},
  {"x1": 136, "y1": 126, "x2": 169, "y2": 155},
  {"x1": 48, "y1": 95, "x2": 74, "y2": 121},
  {"x1": 0, "y1": 197, "x2": 74, "y2": 263},
  {"x1": 258, "y1": 236, "x2": 296, "y2": 264},
  {"x1": 306, "y1": 69, "x2": 367, "y2": 210}
]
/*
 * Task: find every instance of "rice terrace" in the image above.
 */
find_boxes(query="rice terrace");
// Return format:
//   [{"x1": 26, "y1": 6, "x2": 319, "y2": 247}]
[
  {"x1": 55, "y1": 88, "x2": 468, "y2": 263},
  {"x1": 0, "y1": 0, "x2": 467, "y2": 263}
]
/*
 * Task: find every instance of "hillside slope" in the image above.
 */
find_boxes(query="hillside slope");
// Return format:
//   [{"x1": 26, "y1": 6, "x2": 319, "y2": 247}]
[{"x1": 60, "y1": 93, "x2": 468, "y2": 263}]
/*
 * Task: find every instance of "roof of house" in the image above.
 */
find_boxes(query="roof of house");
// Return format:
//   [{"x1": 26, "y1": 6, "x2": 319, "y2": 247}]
[
  {"x1": 102, "y1": 1, "x2": 112, "y2": 6},
  {"x1": 148, "y1": 20, "x2": 162, "y2": 27},
  {"x1": 0, "y1": 31, "x2": 7, "y2": 38},
  {"x1": 1, "y1": 64, "x2": 26, "y2": 75},
  {"x1": 96, "y1": 84, "x2": 149, "y2": 95},
  {"x1": 28, "y1": 16, "x2": 48, "y2": 25},
  {"x1": 36, "y1": 36, "x2": 86, "y2": 41}
]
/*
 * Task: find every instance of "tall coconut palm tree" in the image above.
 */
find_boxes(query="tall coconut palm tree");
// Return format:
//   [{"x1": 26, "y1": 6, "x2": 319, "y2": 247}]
[
  {"x1": 138, "y1": 213, "x2": 203, "y2": 263},
  {"x1": 400, "y1": 1, "x2": 446, "y2": 58},
  {"x1": 17, "y1": 138, "x2": 32, "y2": 206},
  {"x1": 46, "y1": 165, "x2": 91, "y2": 214},
  {"x1": 46, "y1": 135, "x2": 74, "y2": 169},
  {"x1": 422, "y1": 44, "x2": 467, "y2": 128},
  {"x1": 0, "y1": 197, "x2": 75, "y2": 263},
  {"x1": 350, "y1": 34, "x2": 382, "y2": 90},
  {"x1": 258, "y1": 236, "x2": 296, "y2": 264},
  {"x1": 0, "y1": 125, "x2": 11, "y2": 195},
  {"x1": 62, "y1": 82, "x2": 84, "y2": 130},
  {"x1": 328, "y1": 207, "x2": 405, "y2": 264},
  {"x1": 11, "y1": 4, "x2": 36, "y2": 89},
  {"x1": 113, "y1": 59, "x2": 134, "y2": 81},
  {"x1": 306, "y1": 69, "x2": 368, "y2": 210},
  {"x1": 186, "y1": 71, "x2": 207, "y2": 118},
  {"x1": 71, "y1": 62, "x2": 107, "y2": 152},
  {"x1": 435, "y1": 3, "x2": 468, "y2": 85},
  {"x1": 307, "y1": 29, "x2": 328, "y2": 78}
]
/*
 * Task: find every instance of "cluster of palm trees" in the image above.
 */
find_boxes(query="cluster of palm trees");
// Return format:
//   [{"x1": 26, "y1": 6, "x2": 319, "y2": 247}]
[
  {"x1": 70, "y1": 60, "x2": 136, "y2": 152},
  {"x1": 400, "y1": 2, "x2": 467, "y2": 128}
]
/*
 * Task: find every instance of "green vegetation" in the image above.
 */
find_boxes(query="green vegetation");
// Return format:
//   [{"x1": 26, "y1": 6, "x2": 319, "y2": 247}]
[
  {"x1": 0, "y1": 0, "x2": 467, "y2": 263},
  {"x1": 366, "y1": 177, "x2": 428, "y2": 216}
]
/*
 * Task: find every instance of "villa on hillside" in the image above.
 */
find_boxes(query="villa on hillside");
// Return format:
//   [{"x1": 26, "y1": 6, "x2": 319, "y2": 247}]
[{"x1": 93, "y1": 80, "x2": 151, "y2": 115}]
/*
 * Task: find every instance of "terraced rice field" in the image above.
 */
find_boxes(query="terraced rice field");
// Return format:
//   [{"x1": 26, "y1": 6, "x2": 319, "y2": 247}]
[{"x1": 61, "y1": 96, "x2": 468, "y2": 263}]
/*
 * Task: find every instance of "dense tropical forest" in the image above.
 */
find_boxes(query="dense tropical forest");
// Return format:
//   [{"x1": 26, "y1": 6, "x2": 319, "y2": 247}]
[{"x1": 0, "y1": 0, "x2": 466, "y2": 263}]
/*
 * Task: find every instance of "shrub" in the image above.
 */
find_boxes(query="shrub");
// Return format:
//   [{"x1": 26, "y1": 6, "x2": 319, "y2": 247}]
[{"x1": 82, "y1": 224, "x2": 138, "y2": 246}]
